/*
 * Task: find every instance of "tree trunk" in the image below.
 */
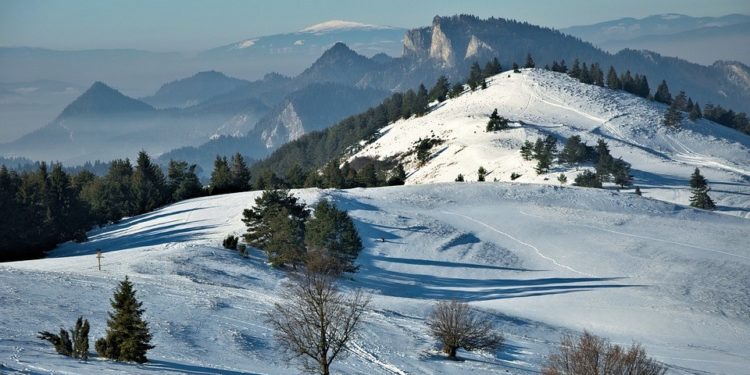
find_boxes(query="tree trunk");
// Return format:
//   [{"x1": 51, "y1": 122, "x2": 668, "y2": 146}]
[
  {"x1": 320, "y1": 361, "x2": 330, "y2": 375},
  {"x1": 444, "y1": 345, "x2": 458, "y2": 359}
]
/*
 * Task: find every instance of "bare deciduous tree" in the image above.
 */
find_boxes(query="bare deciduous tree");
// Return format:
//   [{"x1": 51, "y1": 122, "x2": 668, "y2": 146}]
[
  {"x1": 543, "y1": 331, "x2": 666, "y2": 375},
  {"x1": 426, "y1": 300, "x2": 504, "y2": 359},
  {"x1": 267, "y1": 269, "x2": 370, "y2": 375}
]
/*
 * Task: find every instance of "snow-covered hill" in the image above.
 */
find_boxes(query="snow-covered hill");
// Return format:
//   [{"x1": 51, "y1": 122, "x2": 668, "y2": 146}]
[
  {"x1": 349, "y1": 69, "x2": 750, "y2": 218},
  {"x1": 1, "y1": 184, "x2": 749, "y2": 374}
]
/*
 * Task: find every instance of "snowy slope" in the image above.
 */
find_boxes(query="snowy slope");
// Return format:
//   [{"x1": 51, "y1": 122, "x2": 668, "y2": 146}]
[
  {"x1": 2, "y1": 184, "x2": 749, "y2": 374},
  {"x1": 349, "y1": 69, "x2": 750, "y2": 218}
]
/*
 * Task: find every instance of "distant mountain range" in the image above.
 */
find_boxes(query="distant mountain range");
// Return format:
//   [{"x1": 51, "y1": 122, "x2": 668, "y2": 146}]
[
  {"x1": 3, "y1": 14, "x2": 750, "y2": 173},
  {"x1": 562, "y1": 14, "x2": 750, "y2": 65}
]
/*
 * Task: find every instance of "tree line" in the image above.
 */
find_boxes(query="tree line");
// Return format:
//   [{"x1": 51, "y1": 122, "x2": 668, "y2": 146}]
[{"x1": 0, "y1": 151, "x2": 208, "y2": 261}]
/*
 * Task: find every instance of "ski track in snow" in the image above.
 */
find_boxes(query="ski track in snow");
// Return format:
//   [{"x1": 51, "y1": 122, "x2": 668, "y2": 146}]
[
  {"x1": 517, "y1": 210, "x2": 749, "y2": 260},
  {"x1": 441, "y1": 210, "x2": 595, "y2": 277}
]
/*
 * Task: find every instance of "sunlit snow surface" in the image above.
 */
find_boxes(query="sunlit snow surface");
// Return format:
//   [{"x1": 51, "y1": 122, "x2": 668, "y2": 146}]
[
  {"x1": 351, "y1": 69, "x2": 750, "y2": 219},
  {"x1": 1, "y1": 183, "x2": 749, "y2": 374}
]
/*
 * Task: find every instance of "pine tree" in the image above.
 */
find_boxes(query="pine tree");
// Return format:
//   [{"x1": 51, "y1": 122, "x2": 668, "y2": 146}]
[
  {"x1": 131, "y1": 151, "x2": 166, "y2": 215},
  {"x1": 242, "y1": 189, "x2": 309, "y2": 251},
  {"x1": 689, "y1": 101, "x2": 702, "y2": 121},
  {"x1": 558, "y1": 59, "x2": 568, "y2": 73},
  {"x1": 483, "y1": 57, "x2": 502, "y2": 77},
  {"x1": 654, "y1": 80, "x2": 672, "y2": 104},
  {"x1": 520, "y1": 140, "x2": 534, "y2": 160},
  {"x1": 559, "y1": 135, "x2": 589, "y2": 164},
  {"x1": 535, "y1": 153, "x2": 551, "y2": 174},
  {"x1": 401, "y1": 89, "x2": 416, "y2": 118},
  {"x1": 663, "y1": 101, "x2": 683, "y2": 128},
  {"x1": 595, "y1": 139, "x2": 614, "y2": 181},
  {"x1": 414, "y1": 84, "x2": 430, "y2": 116},
  {"x1": 524, "y1": 53, "x2": 535, "y2": 69},
  {"x1": 612, "y1": 158, "x2": 633, "y2": 188},
  {"x1": 569, "y1": 59, "x2": 581, "y2": 79},
  {"x1": 209, "y1": 156, "x2": 232, "y2": 195},
  {"x1": 579, "y1": 62, "x2": 591, "y2": 84},
  {"x1": 557, "y1": 174, "x2": 567, "y2": 185},
  {"x1": 285, "y1": 164, "x2": 307, "y2": 188},
  {"x1": 305, "y1": 200, "x2": 363, "y2": 273},
  {"x1": 265, "y1": 207, "x2": 306, "y2": 268},
  {"x1": 486, "y1": 109, "x2": 508, "y2": 131},
  {"x1": 574, "y1": 170, "x2": 602, "y2": 188},
  {"x1": 167, "y1": 160, "x2": 203, "y2": 201},
  {"x1": 455, "y1": 174, "x2": 465, "y2": 182},
  {"x1": 429, "y1": 75, "x2": 451, "y2": 103},
  {"x1": 512, "y1": 62, "x2": 520, "y2": 73},
  {"x1": 606, "y1": 66, "x2": 620, "y2": 89},
  {"x1": 230, "y1": 153, "x2": 251, "y2": 191},
  {"x1": 468, "y1": 62, "x2": 484, "y2": 90},
  {"x1": 634, "y1": 186, "x2": 642, "y2": 196},
  {"x1": 688, "y1": 168, "x2": 716, "y2": 210},
  {"x1": 96, "y1": 276, "x2": 154, "y2": 363},
  {"x1": 673, "y1": 90, "x2": 688, "y2": 111},
  {"x1": 448, "y1": 83, "x2": 464, "y2": 99},
  {"x1": 387, "y1": 164, "x2": 407, "y2": 186},
  {"x1": 477, "y1": 166, "x2": 487, "y2": 182}
]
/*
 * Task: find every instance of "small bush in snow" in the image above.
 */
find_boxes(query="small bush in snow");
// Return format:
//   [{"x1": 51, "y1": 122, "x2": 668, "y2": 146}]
[
  {"x1": 542, "y1": 331, "x2": 665, "y2": 375},
  {"x1": 38, "y1": 316, "x2": 90, "y2": 360},
  {"x1": 510, "y1": 172, "x2": 521, "y2": 181},
  {"x1": 427, "y1": 300, "x2": 503, "y2": 360},
  {"x1": 222, "y1": 234, "x2": 239, "y2": 250}
]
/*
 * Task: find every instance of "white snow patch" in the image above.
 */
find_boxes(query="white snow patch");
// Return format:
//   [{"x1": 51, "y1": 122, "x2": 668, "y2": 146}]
[
  {"x1": 236, "y1": 38, "x2": 258, "y2": 49},
  {"x1": 300, "y1": 20, "x2": 391, "y2": 34}
]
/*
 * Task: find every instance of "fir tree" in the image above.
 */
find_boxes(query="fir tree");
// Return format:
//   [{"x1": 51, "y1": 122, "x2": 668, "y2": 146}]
[
  {"x1": 557, "y1": 174, "x2": 567, "y2": 185},
  {"x1": 230, "y1": 153, "x2": 251, "y2": 191},
  {"x1": 483, "y1": 57, "x2": 502, "y2": 77},
  {"x1": 242, "y1": 189, "x2": 309, "y2": 251},
  {"x1": 265, "y1": 207, "x2": 306, "y2": 268},
  {"x1": 305, "y1": 200, "x2": 363, "y2": 273},
  {"x1": 96, "y1": 276, "x2": 154, "y2": 363},
  {"x1": 468, "y1": 62, "x2": 484, "y2": 90},
  {"x1": 663, "y1": 101, "x2": 683, "y2": 128},
  {"x1": 612, "y1": 158, "x2": 633, "y2": 188},
  {"x1": 401, "y1": 89, "x2": 416, "y2": 118},
  {"x1": 448, "y1": 83, "x2": 464, "y2": 99},
  {"x1": 455, "y1": 174, "x2": 465, "y2": 182},
  {"x1": 559, "y1": 135, "x2": 589, "y2": 164},
  {"x1": 689, "y1": 101, "x2": 702, "y2": 121},
  {"x1": 673, "y1": 90, "x2": 688, "y2": 111},
  {"x1": 512, "y1": 62, "x2": 520, "y2": 73},
  {"x1": 131, "y1": 151, "x2": 166, "y2": 214},
  {"x1": 688, "y1": 168, "x2": 716, "y2": 210},
  {"x1": 654, "y1": 80, "x2": 672, "y2": 104},
  {"x1": 387, "y1": 164, "x2": 406, "y2": 186},
  {"x1": 535, "y1": 153, "x2": 552, "y2": 175},
  {"x1": 524, "y1": 53, "x2": 535, "y2": 68},
  {"x1": 285, "y1": 164, "x2": 307, "y2": 188},
  {"x1": 414, "y1": 84, "x2": 430, "y2": 116},
  {"x1": 477, "y1": 166, "x2": 487, "y2": 182},
  {"x1": 569, "y1": 59, "x2": 581, "y2": 79},
  {"x1": 595, "y1": 139, "x2": 614, "y2": 181},
  {"x1": 606, "y1": 66, "x2": 620, "y2": 89},
  {"x1": 429, "y1": 75, "x2": 451, "y2": 103},
  {"x1": 520, "y1": 140, "x2": 534, "y2": 161},
  {"x1": 574, "y1": 170, "x2": 602, "y2": 188},
  {"x1": 209, "y1": 156, "x2": 233, "y2": 195},
  {"x1": 486, "y1": 109, "x2": 508, "y2": 131}
]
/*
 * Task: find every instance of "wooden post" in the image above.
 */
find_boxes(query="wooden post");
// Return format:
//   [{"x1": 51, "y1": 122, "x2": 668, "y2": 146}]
[{"x1": 96, "y1": 250, "x2": 103, "y2": 271}]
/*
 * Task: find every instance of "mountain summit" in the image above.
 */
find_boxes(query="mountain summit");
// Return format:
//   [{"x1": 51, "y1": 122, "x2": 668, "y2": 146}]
[
  {"x1": 300, "y1": 20, "x2": 392, "y2": 34},
  {"x1": 59, "y1": 81, "x2": 154, "y2": 119}
]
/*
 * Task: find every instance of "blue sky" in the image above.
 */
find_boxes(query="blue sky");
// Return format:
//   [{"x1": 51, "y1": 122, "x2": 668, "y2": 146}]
[{"x1": 1, "y1": 0, "x2": 748, "y2": 51}]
